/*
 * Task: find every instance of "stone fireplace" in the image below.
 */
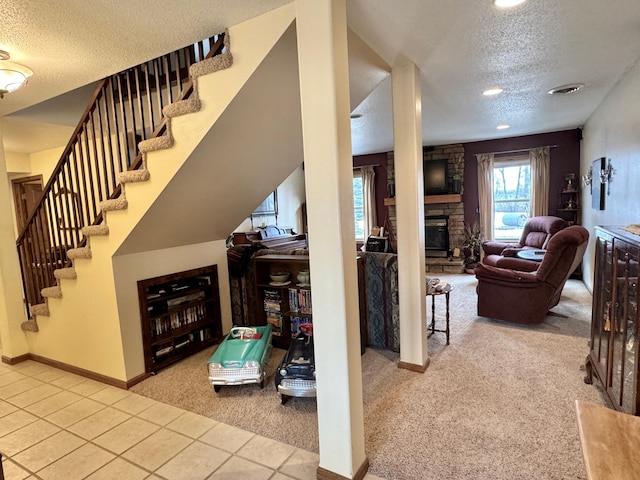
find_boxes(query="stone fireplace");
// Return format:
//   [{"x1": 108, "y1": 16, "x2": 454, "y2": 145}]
[{"x1": 385, "y1": 144, "x2": 466, "y2": 273}]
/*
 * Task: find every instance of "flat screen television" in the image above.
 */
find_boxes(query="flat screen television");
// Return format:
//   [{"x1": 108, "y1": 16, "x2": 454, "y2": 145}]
[{"x1": 424, "y1": 159, "x2": 449, "y2": 195}]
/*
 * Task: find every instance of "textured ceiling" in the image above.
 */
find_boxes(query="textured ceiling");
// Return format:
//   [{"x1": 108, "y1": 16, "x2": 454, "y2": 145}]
[{"x1": 2, "y1": 0, "x2": 640, "y2": 155}]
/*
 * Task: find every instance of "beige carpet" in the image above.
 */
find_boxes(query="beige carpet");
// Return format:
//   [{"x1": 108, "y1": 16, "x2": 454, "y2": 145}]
[{"x1": 131, "y1": 274, "x2": 607, "y2": 480}]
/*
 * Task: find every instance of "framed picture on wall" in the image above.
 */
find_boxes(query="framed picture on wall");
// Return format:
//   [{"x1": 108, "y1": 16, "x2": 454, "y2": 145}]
[
  {"x1": 252, "y1": 191, "x2": 278, "y2": 216},
  {"x1": 592, "y1": 157, "x2": 606, "y2": 211}
]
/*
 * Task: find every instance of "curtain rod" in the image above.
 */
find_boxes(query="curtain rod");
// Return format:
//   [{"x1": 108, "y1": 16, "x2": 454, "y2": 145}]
[
  {"x1": 479, "y1": 144, "x2": 559, "y2": 157},
  {"x1": 353, "y1": 164, "x2": 382, "y2": 169}
]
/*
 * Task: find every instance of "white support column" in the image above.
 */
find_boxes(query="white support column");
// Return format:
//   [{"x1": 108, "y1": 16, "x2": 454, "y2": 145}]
[
  {"x1": 392, "y1": 62, "x2": 429, "y2": 372},
  {"x1": 295, "y1": 0, "x2": 367, "y2": 479},
  {"x1": 0, "y1": 126, "x2": 30, "y2": 359}
]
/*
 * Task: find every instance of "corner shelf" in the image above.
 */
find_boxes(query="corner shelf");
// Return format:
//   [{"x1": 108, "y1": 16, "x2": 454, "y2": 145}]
[
  {"x1": 556, "y1": 189, "x2": 580, "y2": 226},
  {"x1": 137, "y1": 265, "x2": 223, "y2": 374}
]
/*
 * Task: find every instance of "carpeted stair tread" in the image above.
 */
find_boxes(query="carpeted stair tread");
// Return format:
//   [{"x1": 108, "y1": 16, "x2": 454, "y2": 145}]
[
  {"x1": 139, "y1": 134, "x2": 174, "y2": 153},
  {"x1": 100, "y1": 198, "x2": 128, "y2": 212},
  {"x1": 67, "y1": 247, "x2": 92, "y2": 260},
  {"x1": 20, "y1": 319, "x2": 39, "y2": 332},
  {"x1": 119, "y1": 169, "x2": 150, "y2": 183},
  {"x1": 54, "y1": 268, "x2": 77, "y2": 280},
  {"x1": 190, "y1": 51, "x2": 233, "y2": 79},
  {"x1": 30, "y1": 303, "x2": 49, "y2": 317},
  {"x1": 41, "y1": 286, "x2": 62, "y2": 298},
  {"x1": 82, "y1": 225, "x2": 109, "y2": 236},
  {"x1": 163, "y1": 98, "x2": 201, "y2": 118}
]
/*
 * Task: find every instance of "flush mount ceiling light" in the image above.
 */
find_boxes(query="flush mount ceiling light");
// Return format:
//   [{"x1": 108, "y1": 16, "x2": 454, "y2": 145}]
[
  {"x1": 483, "y1": 87, "x2": 504, "y2": 96},
  {"x1": 496, "y1": 124, "x2": 510, "y2": 130},
  {"x1": 547, "y1": 83, "x2": 585, "y2": 95},
  {"x1": 0, "y1": 50, "x2": 34, "y2": 99},
  {"x1": 494, "y1": 0, "x2": 527, "y2": 7}
]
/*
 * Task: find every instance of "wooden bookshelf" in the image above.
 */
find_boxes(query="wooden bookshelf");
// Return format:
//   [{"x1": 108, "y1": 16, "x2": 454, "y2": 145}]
[
  {"x1": 253, "y1": 255, "x2": 312, "y2": 349},
  {"x1": 137, "y1": 265, "x2": 223, "y2": 374}
]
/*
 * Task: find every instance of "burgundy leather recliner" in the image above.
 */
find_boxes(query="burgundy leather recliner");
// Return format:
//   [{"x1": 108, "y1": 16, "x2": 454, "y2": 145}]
[
  {"x1": 475, "y1": 225, "x2": 589, "y2": 324},
  {"x1": 481, "y1": 216, "x2": 568, "y2": 272}
]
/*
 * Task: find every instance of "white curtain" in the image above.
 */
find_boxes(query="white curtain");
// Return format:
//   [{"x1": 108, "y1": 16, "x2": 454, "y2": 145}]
[
  {"x1": 361, "y1": 166, "x2": 377, "y2": 237},
  {"x1": 476, "y1": 153, "x2": 494, "y2": 241},
  {"x1": 529, "y1": 146, "x2": 550, "y2": 216}
]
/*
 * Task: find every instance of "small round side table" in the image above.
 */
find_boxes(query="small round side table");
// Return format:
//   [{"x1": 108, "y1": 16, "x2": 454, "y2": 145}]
[{"x1": 426, "y1": 282, "x2": 452, "y2": 345}]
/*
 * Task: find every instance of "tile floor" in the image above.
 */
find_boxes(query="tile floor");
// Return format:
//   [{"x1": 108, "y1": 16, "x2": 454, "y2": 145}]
[{"x1": 0, "y1": 359, "x2": 383, "y2": 480}]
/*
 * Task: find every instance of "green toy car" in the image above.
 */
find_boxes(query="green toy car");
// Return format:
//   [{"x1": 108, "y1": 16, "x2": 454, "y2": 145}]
[{"x1": 207, "y1": 325, "x2": 273, "y2": 392}]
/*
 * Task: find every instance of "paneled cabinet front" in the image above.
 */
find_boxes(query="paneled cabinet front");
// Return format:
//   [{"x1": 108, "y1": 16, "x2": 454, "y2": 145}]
[{"x1": 586, "y1": 226, "x2": 640, "y2": 414}]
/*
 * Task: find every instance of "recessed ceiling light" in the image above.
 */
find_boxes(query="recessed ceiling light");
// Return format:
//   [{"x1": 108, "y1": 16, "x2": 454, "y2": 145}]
[
  {"x1": 494, "y1": 0, "x2": 526, "y2": 7},
  {"x1": 547, "y1": 83, "x2": 585, "y2": 95},
  {"x1": 483, "y1": 87, "x2": 503, "y2": 96},
  {"x1": 496, "y1": 124, "x2": 510, "y2": 130},
  {"x1": 350, "y1": 113, "x2": 362, "y2": 119}
]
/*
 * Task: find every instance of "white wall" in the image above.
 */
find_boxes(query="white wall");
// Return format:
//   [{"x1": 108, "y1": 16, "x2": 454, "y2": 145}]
[
  {"x1": 581, "y1": 55, "x2": 640, "y2": 291},
  {"x1": 234, "y1": 163, "x2": 306, "y2": 233}
]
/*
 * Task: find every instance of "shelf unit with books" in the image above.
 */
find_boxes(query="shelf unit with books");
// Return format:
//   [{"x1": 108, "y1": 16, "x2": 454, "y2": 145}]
[
  {"x1": 137, "y1": 265, "x2": 223, "y2": 374},
  {"x1": 253, "y1": 254, "x2": 312, "y2": 349}
]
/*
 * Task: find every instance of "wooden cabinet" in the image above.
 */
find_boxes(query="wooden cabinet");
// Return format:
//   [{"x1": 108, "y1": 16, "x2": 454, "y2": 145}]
[
  {"x1": 253, "y1": 254, "x2": 312, "y2": 349},
  {"x1": 138, "y1": 265, "x2": 223, "y2": 374},
  {"x1": 586, "y1": 226, "x2": 640, "y2": 414}
]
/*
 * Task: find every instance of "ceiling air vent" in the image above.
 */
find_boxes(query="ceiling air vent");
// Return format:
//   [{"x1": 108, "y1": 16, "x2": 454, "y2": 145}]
[{"x1": 547, "y1": 83, "x2": 585, "y2": 95}]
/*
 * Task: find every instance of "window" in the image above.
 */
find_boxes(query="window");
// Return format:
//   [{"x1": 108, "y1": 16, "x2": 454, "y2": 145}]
[
  {"x1": 493, "y1": 156, "x2": 530, "y2": 241},
  {"x1": 353, "y1": 171, "x2": 365, "y2": 241},
  {"x1": 352, "y1": 166, "x2": 377, "y2": 242}
]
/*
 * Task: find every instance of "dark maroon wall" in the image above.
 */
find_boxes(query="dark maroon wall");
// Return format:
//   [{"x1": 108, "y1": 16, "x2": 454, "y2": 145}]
[
  {"x1": 461, "y1": 129, "x2": 582, "y2": 226},
  {"x1": 353, "y1": 152, "x2": 388, "y2": 227}
]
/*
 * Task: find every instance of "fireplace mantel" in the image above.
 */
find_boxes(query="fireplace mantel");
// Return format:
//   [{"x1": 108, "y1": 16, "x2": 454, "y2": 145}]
[{"x1": 383, "y1": 194, "x2": 462, "y2": 206}]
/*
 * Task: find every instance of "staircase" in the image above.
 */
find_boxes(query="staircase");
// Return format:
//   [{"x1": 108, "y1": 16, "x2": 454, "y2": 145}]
[
  {"x1": 21, "y1": 34, "x2": 234, "y2": 333},
  {"x1": 14, "y1": 5, "x2": 305, "y2": 381}
]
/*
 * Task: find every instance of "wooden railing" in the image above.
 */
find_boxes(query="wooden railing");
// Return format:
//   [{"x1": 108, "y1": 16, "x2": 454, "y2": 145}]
[{"x1": 16, "y1": 33, "x2": 226, "y2": 312}]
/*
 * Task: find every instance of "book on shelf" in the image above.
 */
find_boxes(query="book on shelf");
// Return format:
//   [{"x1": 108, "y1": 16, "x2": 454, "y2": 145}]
[
  {"x1": 288, "y1": 288, "x2": 312, "y2": 314},
  {"x1": 151, "y1": 303, "x2": 207, "y2": 336},
  {"x1": 267, "y1": 314, "x2": 283, "y2": 336}
]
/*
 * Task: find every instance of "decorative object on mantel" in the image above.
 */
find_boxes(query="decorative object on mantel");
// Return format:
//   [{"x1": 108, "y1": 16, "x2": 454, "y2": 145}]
[
  {"x1": 462, "y1": 222, "x2": 482, "y2": 273},
  {"x1": 452, "y1": 153, "x2": 464, "y2": 194}
]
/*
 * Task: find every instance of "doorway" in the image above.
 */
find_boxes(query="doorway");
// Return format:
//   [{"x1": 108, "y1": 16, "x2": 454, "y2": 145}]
[
  {"x1": 12, "y1": 175, "x2": 44, "y2": 233},
  {"x1": 12, "y1": 175, "x2": 49, "y2": 307}
]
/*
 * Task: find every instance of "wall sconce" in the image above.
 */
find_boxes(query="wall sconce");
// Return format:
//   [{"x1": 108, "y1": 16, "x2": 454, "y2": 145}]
[
  {"x1": 0, "y1": 50, "x2": 33, "y2": 99},
  {"x1": 600, "y1": 159, "x2": 613, "y2": 195},
  {"x1": 582, "y1": 166, "x2": 592, "y2": 187}
]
